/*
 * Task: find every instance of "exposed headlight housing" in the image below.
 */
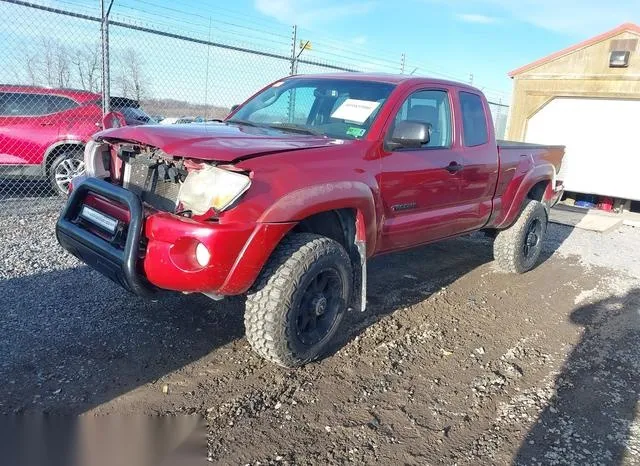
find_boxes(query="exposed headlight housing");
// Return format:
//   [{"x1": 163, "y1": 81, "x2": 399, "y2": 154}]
[
  {"x1": 84, "y1": 139, "x2": 110, "y2": 178},
  {"x1": 177, "y1": 165, "x2": 251, "y2": 215}
]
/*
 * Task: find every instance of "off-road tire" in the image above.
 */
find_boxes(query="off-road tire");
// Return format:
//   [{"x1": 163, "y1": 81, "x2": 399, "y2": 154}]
[
  {"x1": 48, "y1": 148, "x2": 85, "y2": 197},
  {"x1": 493, "y1": 199, "x2": 547, "y2": 274},
  {"x1": 245, "y1": 233, "x2": 353, "y2": 367}
]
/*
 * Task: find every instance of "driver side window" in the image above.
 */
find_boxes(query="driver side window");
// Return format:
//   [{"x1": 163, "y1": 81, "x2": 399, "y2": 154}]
[{"x1": 394, "y1": 90, "x2": 452, "y2": 148}]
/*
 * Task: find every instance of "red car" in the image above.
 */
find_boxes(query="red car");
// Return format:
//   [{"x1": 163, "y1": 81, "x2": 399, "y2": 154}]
[
  {"x1": 57, "y1": 73, "x2": 565, "y2": 367},
  {"x1": 0, "y1": 86, "x2": 154, "y2": 195}
]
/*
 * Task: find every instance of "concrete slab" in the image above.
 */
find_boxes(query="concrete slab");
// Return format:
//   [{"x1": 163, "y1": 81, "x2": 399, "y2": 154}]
[
  {"x1": 549, "y1": 206, "x2": 623, "y2": 232},
  {"x1": 623, "y1": 219, "x2": 640, "y2": 228},
  {"x1": 622, "y1": 211, "x2": 640, "y2": 228}
]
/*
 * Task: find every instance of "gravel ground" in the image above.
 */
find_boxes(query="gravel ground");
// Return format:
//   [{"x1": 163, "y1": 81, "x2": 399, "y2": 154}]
[
  {"x1": 546, "y1": 221, "x2": 640, "y2": 278},
  {"x1": 1, "y1": 201, "x2": 639, "y2": 465}
]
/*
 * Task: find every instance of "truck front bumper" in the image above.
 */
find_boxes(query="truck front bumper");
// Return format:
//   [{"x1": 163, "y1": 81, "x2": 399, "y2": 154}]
[{"x1": 56, "y1": 178, "x2": 294, "y2": 297}]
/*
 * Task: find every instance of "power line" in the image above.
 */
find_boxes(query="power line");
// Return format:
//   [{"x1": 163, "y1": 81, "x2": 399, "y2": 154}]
[
  {"x1": 133, "y1": 0, "x2": 292, "y2": 40},
  {"x1": 2, "y1": 0, "x2": 511, "y2": 98},
  {"x1": 112, "y1": 4, "x2": 292, "y2": 49}
]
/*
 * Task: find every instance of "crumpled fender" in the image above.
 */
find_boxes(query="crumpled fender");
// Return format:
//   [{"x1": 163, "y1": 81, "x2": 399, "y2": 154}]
[
  {"x1": 493, "y1": 163, "x2": 555, "y2": 229},
  {"x1": 258, "y1": 181, "x2": 379, "y2": 256}
]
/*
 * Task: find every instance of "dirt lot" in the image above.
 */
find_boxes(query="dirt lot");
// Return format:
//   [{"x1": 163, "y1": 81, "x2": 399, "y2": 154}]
[{"x1": 1, "y1": 201, "x2": 639, "y2": 465}]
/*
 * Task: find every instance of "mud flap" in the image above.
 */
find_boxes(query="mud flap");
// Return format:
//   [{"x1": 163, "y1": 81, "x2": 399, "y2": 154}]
[{"x1": 352, "y1": 238, "x2": 367, "y2": 312}]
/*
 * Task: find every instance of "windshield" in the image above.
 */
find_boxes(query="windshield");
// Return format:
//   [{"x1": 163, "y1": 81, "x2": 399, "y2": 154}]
[{"x1": 228, "y1": 78, "x2": 395, "y2": 139}]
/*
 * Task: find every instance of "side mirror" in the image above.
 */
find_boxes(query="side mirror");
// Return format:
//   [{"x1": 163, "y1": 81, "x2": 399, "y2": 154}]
[
  {"x1": 101, "y1": 111, "x2": 126, "y2": 129},
  {"x1": 230, "y1": 104, "x2": 240, "y2": 112},
  {"x1": 387, "y1": 120, "x2": 431, "y2": 150}
]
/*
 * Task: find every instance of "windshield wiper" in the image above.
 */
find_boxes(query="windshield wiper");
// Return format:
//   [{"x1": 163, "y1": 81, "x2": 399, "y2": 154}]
[
  {"x1": 226, "y1": 119, "x2": 265, "y2": 128},
  {"x1": 227, "y1": 120, "x2": 323, "y2": 136},
  {"x1": 266, "y1": 123, "x2": 323, "y2": 136}
]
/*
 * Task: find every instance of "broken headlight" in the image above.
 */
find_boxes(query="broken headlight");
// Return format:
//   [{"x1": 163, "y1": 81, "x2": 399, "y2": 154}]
[{"x1": 177, "y1": 165, "x2": 251, "y2": 215}]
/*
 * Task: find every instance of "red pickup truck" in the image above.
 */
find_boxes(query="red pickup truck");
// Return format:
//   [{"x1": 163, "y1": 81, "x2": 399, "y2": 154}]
[{"x1": 56, "y1": 73, "x2": 564, "y2": 367}]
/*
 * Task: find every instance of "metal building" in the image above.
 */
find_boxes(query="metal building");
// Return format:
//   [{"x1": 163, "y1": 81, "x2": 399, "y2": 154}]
[{"x1": 507, "y1": 23, "x2": 640, "y2": 203}]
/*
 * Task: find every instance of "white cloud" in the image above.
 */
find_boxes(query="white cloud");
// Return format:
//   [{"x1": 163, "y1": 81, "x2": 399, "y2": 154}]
[
  {"x1": 352, "y1": 35, "x2": 368, "y2": 45},
  {"x1": 439, "y1": 0, "x2": 640, "y2": 35},
  {"x1": 492, "y1": 0, "x2": 638, "y2": 35},
  {"x1": 456, "y1": 13, "x2": 498, "y2": 24},
  {"x1": 254, "y1": 0, "x2": 375, "y2": 27}
]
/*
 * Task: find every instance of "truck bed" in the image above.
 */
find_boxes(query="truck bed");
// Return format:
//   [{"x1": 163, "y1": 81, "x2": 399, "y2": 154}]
[{"x1": 498, "y1": 140, "x2": 565, "y2": 175}]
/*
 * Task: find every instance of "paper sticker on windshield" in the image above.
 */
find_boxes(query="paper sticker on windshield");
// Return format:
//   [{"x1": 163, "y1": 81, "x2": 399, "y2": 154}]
[
  {"x1": 346, "y1": 127, "x2": 366, "y2": 138},
  {"x1": 331, "y1": 99, "x2": 380, "y2": 123}
]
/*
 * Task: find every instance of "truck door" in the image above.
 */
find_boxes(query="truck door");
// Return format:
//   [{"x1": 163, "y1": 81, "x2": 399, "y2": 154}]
[
  {"x1": 456, "y1": 91, "x2": 499, "y2": 231},
  {"x1": 378, "y1": 88, "x2": 467, "y2": 251}
]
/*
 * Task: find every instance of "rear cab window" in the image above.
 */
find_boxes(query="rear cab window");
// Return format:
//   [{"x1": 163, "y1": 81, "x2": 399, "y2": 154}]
[{"x1": 459, "y1": 91, "x2": 488, "y2": 146}]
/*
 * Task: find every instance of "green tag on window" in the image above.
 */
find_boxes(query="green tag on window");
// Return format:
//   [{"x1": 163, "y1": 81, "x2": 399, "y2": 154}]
[{"x1": 346, "y1": 127, "x2": 366, "y2": 138}]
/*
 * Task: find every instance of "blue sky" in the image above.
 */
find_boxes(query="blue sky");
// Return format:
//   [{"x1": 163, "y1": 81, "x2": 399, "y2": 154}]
[
  {"x1": 248, "y1": 0, "x2": 640, "y2": 98},
  {"x1": 2, "y1": 0, "x2": 639, "y2": 107}
]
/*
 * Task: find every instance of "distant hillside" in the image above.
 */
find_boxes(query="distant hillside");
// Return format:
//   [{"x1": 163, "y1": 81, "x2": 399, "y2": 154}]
[{"x1": 141, "y1": 98, "x2": 230, "y2": 120}]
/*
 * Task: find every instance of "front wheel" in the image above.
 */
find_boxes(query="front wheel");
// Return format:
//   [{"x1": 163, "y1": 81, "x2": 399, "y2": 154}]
[
  {"x1": 493, "y1": 199, "x2": 548, "y2": 274},
  {"x1": 245, "y1": 233, "x2": 353, "y2": 367},
  {"x1": 48, "y1": 149, "x2": 85, "y2": 197}
]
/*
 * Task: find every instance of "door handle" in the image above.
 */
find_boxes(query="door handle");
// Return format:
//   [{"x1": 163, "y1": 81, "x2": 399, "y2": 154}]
[{"x1": 445, "y1": 161, "x2": 463, "y2": 173}]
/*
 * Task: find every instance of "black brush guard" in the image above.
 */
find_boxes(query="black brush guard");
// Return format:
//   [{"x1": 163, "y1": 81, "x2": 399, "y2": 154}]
[{"x1": 55, "y1": 177, "x2": 155, "y2": 296}]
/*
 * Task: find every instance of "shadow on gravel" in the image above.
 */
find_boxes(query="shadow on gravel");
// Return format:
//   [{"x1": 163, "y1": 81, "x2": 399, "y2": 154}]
[
  {"x1": 0, "y1": 266, "x2": 245, "y2": 414},
  {"x1": 516, "y1": 288, "x2": 640, "y2": 465},
  {"x1": 0, "y1": 224, "x2": 574, "y2": 415},
  {"x1": 328, "y1": 224, "x2": 572, "y2": 358},
  {"x1": 539, "y1": 221, "x2": 575, "y2": 263}
]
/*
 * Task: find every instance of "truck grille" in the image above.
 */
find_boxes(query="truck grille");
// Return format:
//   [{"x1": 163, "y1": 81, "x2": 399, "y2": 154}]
[{"x1": 123, "y1": 158, "x2": 181, "y2": 212}]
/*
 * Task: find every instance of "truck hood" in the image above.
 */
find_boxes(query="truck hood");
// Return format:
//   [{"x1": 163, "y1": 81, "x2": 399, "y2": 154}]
[{"x1": 96, "y1": 122, "x2": 352, "y2": 162}]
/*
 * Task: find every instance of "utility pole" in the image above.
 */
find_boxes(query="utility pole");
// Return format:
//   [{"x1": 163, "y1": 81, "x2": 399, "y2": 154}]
[
  {"x1": 287, "y1": 25, "x2": 298, "y2": 123},
  {"x1": 101, "y1": 0, "x2": 115, "y2": 116},
  {"x1": 288, "y1": 25, "x2": 312, "y2": 122},
  {"x1": 289, "y1": 25, "x2": 298, "y2": 76},
  {"x1": 204, "y1": 15, "x2": 212, "y2": 120},
  {"x1": 468, "y1": 73, "x2": 474, "y2": 86},
  {"x1": 400, "y1": 53, "x2": 406, "y2": 74}
]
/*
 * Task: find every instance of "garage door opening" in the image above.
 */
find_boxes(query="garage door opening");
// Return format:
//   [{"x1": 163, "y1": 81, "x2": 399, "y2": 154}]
[{"x1": 525, "y1": 97, "x2": 640, "y2": 203}]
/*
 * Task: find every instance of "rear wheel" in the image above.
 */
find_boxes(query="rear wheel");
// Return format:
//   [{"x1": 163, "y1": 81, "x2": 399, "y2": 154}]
[
  {"x1": 245, "y1": 233, "x2": 352, "y2": 367},
  {"x1": 48, "y1": 149, "x2": 85, "y2": 196},
  {"x1": 493, "y1": 199, "x2": 547, "y2": 273}
]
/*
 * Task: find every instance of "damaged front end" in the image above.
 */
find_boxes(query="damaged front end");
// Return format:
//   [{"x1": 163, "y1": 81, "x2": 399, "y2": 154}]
[
  {"x1": 56, "y1": 137, "x2": 258, "y2": 297},
  {"x1": 82, "y1": 138, "x2": 251, "y2": 218}
]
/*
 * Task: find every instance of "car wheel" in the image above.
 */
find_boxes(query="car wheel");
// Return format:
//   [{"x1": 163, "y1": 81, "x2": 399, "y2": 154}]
[
  {"x1": 245, "y1": 233, "x2": 353, "y2": 367},
  {"x1": 493, "y1": 199, "x2": 548, "y2": 274},
  {"x1": 48, "y1": 149, "x2": 85, "y2": 196}
]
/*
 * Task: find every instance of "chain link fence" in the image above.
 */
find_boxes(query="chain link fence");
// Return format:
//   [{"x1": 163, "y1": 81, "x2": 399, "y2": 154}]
[{"x1": 0, "y1": 0, "x2": 510, "y2": 205}]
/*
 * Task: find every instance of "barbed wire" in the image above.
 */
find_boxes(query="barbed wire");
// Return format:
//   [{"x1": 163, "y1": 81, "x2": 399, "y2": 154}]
[{"x1": 0, "y1": 0, "x2": 510, "y2": 203}]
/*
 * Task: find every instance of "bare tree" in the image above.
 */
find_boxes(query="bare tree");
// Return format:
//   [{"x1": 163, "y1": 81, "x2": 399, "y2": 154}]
[
  {"x1": 71, "y1": 43, "x2": 101, "y2": 92},
  {"x1": 116, "y1": 48, "x2": 148, "y2": 100},
  {"x1": 21, "y1": 41, "x2": 151, "y2": 98},
  {"x1": 25, "y1": 55, "x2": 39, "y2": 86},
  {"x1": 54, "y1": 42, "x2": 71, "y2": 87},
  {"x1": 23, "y1": 39, "x2": 72, "y2": 88}
]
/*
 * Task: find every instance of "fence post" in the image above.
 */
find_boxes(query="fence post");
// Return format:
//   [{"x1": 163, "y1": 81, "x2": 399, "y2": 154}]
[
  {"x1": 289, "y1": 24, "x2": 298, "y2": 76},
  {"x1": 100, "y1": 0, "x2": 113, "y2": 116}
]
